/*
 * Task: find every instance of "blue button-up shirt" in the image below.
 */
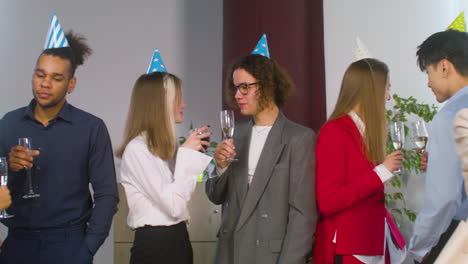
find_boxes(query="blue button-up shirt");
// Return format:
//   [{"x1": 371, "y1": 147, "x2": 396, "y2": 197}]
[
  {"x1": 408, "y1": 86, "x2": 468, "y2": 262},
  {"x1": 0, "y1": 100, "x2": 119, "y2": 255}
]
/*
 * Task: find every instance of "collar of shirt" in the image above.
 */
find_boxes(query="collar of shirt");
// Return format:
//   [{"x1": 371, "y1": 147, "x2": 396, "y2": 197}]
[
  {"x1": 444, "y1": 85, "x2": 468, "y2": 109},
  {"x1": 348, "y1": 110, "x2": 365, "y2": 136},
  {"x1": 22, "y1": 99, "x2": 73, "y2": 124}
]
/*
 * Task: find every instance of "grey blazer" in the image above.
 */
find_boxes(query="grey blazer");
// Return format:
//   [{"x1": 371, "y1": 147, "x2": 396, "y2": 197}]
[{"x1": 206, "y1": 112, "x2": 317, "y2": 264}]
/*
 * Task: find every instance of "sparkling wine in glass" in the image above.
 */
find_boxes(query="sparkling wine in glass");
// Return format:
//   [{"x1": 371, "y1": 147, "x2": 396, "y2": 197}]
[
  {"x1": 220, "y1": 110, "x2": 238, "y2": 162},
  {"x1": 0, "y1": 157, "x2": 13, "y2": 218},
  {"x1": 18, "y1": 137, "x2": 40, "y2": 199},
  {"x1": 411, "y1": 120, "x2": 429, "y2": 153},
  {"x1": 388, "y1": 121, "x2": 405, "y2": 173}
]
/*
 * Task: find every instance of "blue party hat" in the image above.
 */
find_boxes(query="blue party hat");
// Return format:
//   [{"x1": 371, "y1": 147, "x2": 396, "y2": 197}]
[
  {"x1": 147, "y1": 48, "x2": 167, "y2": 73},
  {"x1": 44, "y1": 12, "x2": 70, "y2": 49},
  {"x1": 251, "y1": 34, "x2": 270, "y2": 58}
]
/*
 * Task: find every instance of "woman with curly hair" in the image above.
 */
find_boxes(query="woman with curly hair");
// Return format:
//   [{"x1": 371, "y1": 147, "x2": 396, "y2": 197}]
[{"x1": 206, "y1": 54, "x2": 317, "y2": 264}]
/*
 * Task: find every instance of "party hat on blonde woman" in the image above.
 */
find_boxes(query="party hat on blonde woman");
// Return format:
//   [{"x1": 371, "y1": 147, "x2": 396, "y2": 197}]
[
  {"x1": 354, "y1": 37, "x2": 372, "y2": 61},
  {"x1": 447, "y1": 12, "x2": 466, "y2": 32},
  {"x1": 147, "y1": 48, "x2": 167, "y2": 73}
]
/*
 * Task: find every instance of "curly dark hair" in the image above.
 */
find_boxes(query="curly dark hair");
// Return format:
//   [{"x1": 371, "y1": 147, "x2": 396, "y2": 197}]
[
  {"x1": 40, "y1": 30, "x2": 93, "y2": 78},
  {"x1": 224, "y1": 54, "x2": 295, "y2": 110}
]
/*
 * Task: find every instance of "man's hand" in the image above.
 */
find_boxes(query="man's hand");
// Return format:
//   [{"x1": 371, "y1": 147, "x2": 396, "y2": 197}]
[
  {"x1": 8, "y1": 146, "x2": 40, "y2": 172},
  {"x1": 0, "y1": 186, "x2": 11, "y2": 210},
  {"x1": 417, "y1": 150, "x2": 428, "y2": 171}
]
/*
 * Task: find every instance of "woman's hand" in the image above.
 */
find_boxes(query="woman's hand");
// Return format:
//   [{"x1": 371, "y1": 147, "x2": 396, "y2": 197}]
[
  {"x1": 181, "y1": 125, "x2": 211, "y2": 152},
  {"x1": 0, "y1": 186, "x2": 11, "y2": 211},
  {"x1": 383, "y1": 150, "x2": 404, "y2": 173}
]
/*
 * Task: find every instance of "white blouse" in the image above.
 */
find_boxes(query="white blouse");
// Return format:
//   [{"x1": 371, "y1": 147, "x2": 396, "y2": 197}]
[{"x1": 120, "y1": 134, "x2": 212, "y2": 229}]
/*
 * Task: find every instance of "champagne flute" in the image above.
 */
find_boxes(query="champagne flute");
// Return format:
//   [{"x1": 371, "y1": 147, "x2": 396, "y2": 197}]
[
  {"x1": 18, "y1": 137, "x2": 40, "y2": 199},
  {"x1": 220, "y1": 110, "x2": 238, "y2": 162},
  {"x1": 0, "y1": 157, "x2": 13, "y2": 218},
  {"x1": 388, "y1": 121, "x2": 405, "y2": 173},
  {"x1": 411, "y1": 120, "x2": 429, "y2": 153}
]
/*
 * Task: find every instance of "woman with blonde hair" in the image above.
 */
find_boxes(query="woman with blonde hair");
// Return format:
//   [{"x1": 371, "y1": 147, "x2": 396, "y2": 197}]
[
  {"x1": 117, "y1": 72, "x2": 212, "y2": 264},
  {"x1": 314, "y1": 58, "x2": 406, "y2": 264}
]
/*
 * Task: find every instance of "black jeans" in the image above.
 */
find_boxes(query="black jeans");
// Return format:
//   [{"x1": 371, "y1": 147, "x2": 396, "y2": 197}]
[{"x1": 130, "y1": 222, "x2": 193, "y2": 264}]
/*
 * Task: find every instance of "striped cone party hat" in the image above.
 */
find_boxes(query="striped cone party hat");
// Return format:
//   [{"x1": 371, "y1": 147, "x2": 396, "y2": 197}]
[
  {"x1": 251, "y1": 34, "x2": 270, "y2": 58},
  {"x1": 447, "y1": 12, "x2": 466, "y2": 32},
  {"x1": 146, "y1": 48, "x2": 167, "y2": 73},
  {"x1": 44, "y1": 12, "x2": 70, "y2": 49},
  {"x1": 354, "y1": 37, "x2": 372, "y2": 61}
]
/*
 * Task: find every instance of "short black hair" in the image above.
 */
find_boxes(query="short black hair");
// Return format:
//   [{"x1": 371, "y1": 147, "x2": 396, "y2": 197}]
[
  {"x1": 39, "y1": 30, "x2": 92, "y2": 77},
  {"x1": 417, "y1": 29, "x2": 468, "y2": 76}
]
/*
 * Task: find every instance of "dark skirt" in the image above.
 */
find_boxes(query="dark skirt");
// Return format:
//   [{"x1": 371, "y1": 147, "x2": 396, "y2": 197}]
[{"x1": 130, "y1": 222, "x2": 193, "y2": 264}]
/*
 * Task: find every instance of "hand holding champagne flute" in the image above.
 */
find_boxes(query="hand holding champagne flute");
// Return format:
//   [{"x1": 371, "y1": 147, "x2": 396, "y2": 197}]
[
  {"x1": 218, "y1": 110, "x2": 238, "y2": 163},
  {"x1": 0, "y1": 157, "x2": 13, "y2": 218},
  {"x1": 411, "y1": 120, "x2": 429, "y2": 152},
  {"x1": 18, "y1": 137, "x2": 40, "y2": 199},
  {"x1": 388, "y1": 121, "x2": 405, "y2": 173}
]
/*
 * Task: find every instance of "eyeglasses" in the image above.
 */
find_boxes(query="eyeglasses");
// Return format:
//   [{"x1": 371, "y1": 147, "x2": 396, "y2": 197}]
[{"x1": 233, "y1": 82, "x2": 257, "y2": 95}]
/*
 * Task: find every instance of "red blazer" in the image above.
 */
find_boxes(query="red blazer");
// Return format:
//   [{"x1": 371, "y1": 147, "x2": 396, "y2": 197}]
[{"x1": 313, "y1": 115, "x2": 387, "y2": 264}]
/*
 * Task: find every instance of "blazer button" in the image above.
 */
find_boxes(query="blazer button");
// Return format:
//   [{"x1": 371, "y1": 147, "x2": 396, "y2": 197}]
[
  {"x1": 261, "y1": 213, "x2": 268, "y2": 219},
  {"x1": 378, "y1": 198, "x2": 385, "y2": 204}
]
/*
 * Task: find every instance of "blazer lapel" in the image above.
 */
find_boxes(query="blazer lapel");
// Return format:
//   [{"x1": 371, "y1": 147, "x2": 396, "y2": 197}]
[
  {"x1": 235, "y1": 113, "x2": 286, "y2": 231},
  {"x1": 234, "y1": 120, "x2": 252, "y2": 207}
]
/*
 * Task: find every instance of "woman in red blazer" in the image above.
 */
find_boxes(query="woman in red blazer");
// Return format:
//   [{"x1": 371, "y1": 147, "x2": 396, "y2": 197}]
[{"x1": 314, "y1": 58, "x2": 406, "y2": 264}]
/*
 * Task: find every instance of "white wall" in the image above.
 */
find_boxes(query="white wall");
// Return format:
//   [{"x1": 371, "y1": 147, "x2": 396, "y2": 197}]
[
  {"x1": 323, "y1": 0, "x2": 463, "y2": 115},
  {"x1": 0, "y1": 1, "x2": 223, "y2": 263},
  {"x1": 324, "y1": 1, "x2": 463, "y2": 263}
]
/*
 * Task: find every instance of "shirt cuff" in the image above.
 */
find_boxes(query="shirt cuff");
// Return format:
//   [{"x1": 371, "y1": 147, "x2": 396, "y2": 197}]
[
  {"x1": 407, "y1": 248, "x2": 427, "y2": 263},
  {"x1": 374, "y1": 164, "x2": 394, "y2": 183},
  {"x1": 85, "y1": 234, "x2": 101, "y2": 255},
  {"x1": 408, "y1": 234, "x2": 433, "y2": 263},
  {"x1": 216, "y1": 164, "x2": 229, "y2": 176},
  {"x1": 177, "y1": 147, "x2": 213, "y2": 180}
]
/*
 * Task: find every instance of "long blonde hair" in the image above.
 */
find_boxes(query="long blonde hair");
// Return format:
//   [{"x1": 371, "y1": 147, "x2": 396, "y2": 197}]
[
  {"x1": 328, "y1": 58, "x2": 388, "y2": 163},
  {"x1": 116, "y1": 72, "x2": 182, "y2": 160}
]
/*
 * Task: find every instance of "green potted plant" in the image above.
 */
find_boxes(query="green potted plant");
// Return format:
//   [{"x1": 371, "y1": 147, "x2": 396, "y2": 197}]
[{"x1": 385, "y1": 94, "x2": 438, "y2": 224}]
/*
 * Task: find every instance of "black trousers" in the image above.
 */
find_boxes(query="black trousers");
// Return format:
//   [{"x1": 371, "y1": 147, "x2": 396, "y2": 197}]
[
  {"x1": 130, "y1": 222, "x2": 193, "y2": 264},
  {"x1": 0, "y1": 225, "x2": 92, "y2": 264},
  {"x1": 415, "y1": 219, "x2": 460, "y2": 264}
]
